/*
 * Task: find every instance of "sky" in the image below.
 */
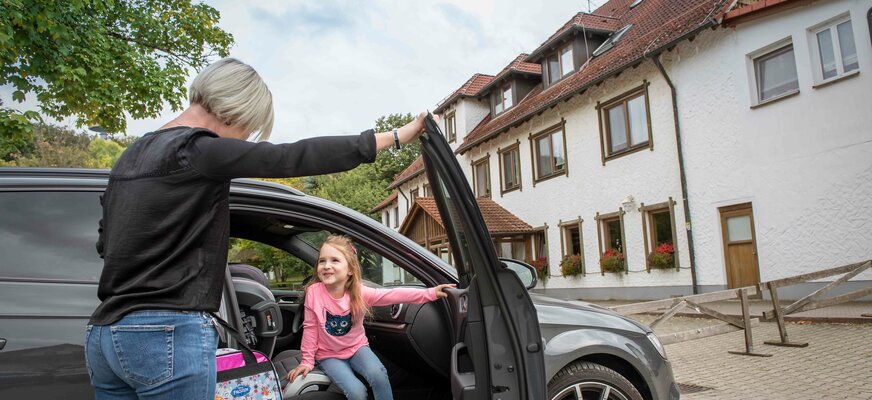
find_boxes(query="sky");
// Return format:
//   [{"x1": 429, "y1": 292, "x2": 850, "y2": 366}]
[{"x1": 2, "y1": 0, "x2": 608, "y2": 144}]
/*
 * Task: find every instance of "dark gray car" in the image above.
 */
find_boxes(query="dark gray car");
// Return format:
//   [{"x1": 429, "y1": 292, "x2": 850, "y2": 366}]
[{"x1": 0, "y1": 116, "x2": 677, "y2": 400}]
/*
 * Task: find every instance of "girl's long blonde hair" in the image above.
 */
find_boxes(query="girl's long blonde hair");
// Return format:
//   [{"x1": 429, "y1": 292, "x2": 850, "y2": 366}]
[{"x1": 308, "y1": 234, "x2": 370, "y2": 321}]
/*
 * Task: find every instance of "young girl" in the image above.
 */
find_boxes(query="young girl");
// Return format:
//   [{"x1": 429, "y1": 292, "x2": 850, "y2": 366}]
[{"x1": 287, "y1": 234, "x2": 453, "y2": 400}]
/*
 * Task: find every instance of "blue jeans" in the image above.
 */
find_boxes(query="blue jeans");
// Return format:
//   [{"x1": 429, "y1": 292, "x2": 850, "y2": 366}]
[
  {"x1": 84, "y1": 310, "x2": 219, "y2": 400},
  {"x1": 318, "y1": 346, "x2": 392, "y2": 400}
]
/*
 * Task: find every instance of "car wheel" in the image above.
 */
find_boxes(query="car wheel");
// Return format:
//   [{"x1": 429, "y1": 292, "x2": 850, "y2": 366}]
[{"x1": 548, "y1": 361, "x2": 643, "y2": 400}]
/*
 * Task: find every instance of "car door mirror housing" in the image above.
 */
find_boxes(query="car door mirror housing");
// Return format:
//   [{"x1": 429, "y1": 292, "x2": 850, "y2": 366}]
[{"x1": 500, "y1": 260, "x2": 537, "y2": 290}]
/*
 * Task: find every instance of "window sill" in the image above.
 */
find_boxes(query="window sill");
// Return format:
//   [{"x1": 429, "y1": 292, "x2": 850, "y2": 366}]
[
  {"x1": 812, "y1": 70, "x2": 860, "y2": 89},
  {"x1": 501, "y1": 186, "x2": 520, "y2": 196},
  {"x1": 750, "y1": 89, "x2": 799, "y2": 109},
  {"x1": 533, "y1": 170, "x2": 566, "y2": 185},
  {"x1": 603, "y1": 143, "x2": 650, "y2": 163}
]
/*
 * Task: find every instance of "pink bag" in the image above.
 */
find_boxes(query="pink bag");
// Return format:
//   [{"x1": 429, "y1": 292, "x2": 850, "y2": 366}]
[{"x1": 213, "y1": 316, "x2": 283, "y2": 400}]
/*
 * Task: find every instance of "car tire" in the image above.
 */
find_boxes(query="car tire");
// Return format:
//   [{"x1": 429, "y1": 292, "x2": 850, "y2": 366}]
[{"x1": 547, "y1": 361, "x2": 643, "y2": 400}]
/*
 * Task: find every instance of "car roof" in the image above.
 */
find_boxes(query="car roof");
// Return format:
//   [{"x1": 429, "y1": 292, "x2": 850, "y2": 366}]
[{"x1": 0, "y1": 167, "x2": 304, "y2": 197}]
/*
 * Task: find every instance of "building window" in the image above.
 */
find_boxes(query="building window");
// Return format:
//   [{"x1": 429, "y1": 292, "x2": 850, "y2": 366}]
[
  {"x1": 560, "y1": 45, "x2": 573, "y2": 77},
  {"x1": 641, "y1": 199, "x2": 678, "y2": 271},
  {"x1": 498, "y1": 144, "x2": 521, "y2": 194},
  {"x1": 754, "y1": 43, "x2": 799, "y2": 102},
  {"x1": 393, "y1": 206, "x2": 399, "y2": 228},
  {"x1": 559, "y1": 218, "x2": 585, "y2": 275},
  {"x1": 599, "y1": 85, "x2": 651, "y2": 160},
  {"x1": 410, "y1": 188, "x2": 419, "y2": 205},
  {"x1": 531, "y1": 123, "x2": 567, "y2": 182},
  {"x1": 445, "y1": 112, "x2": 457, "y2": 143},
  {"x1": 472, "y1": 156, "x2": 491, "y2": 198},
  {"x1": 494, "y1": 84, "x2": 513, "y2": 115},
  {"x1": 812, "y1": 18, "x2": 858, "y2": 82},
  {"x1": 596, "y1": 210, "x2": 626, "y2": 274},
  {"x1": 592, "y1": 25, "x2": 632, "y2": 57},
  {"x1": 382, "y1": 211, "x2": 389, "y2": 226},
  {"x1": 423, "y1": 183, "x2": 431, "y2": 197},
  {"x1": 602, "y1": 216, "x2": 622, "y2": 252},
  {"x1": 546, "y1": 45, "x2": 574, "y2": 86},
  {"x1": 495, "y1": 236, "x2": 527, "y2": 261},
  {"x1": 547, "y1": 54, "x2": 560, "y2": 85}
]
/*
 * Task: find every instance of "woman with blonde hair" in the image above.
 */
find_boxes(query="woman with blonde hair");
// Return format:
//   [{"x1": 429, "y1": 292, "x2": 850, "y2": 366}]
[{"x1": 84, "y1": 57, "x2": 429, "y2": 399}]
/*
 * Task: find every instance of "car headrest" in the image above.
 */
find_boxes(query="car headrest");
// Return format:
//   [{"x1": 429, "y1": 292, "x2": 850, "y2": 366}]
[{"x1": 229, "y1": 264, "x2": 270, "y2": 288}]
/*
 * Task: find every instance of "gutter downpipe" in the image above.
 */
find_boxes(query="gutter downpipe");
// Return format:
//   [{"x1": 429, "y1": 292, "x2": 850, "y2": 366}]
[{"x1": 647, "y1": 18, "x2": 718, "y2": 295}]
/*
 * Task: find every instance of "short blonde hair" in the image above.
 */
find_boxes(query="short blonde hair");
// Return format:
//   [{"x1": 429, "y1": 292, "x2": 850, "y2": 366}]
[{"x1": 189, "y1": 58, "x2": 274, "y2": 141}]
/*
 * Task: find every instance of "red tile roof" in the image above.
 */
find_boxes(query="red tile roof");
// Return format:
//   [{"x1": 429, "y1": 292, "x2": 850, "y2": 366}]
[
  {"x1": 456, "y1": 0, "x2": 733, "y2": 154},
  {"x1": 479, "y1": 54, "x2": 542, "y2": 94},
  {"x1": 370, "y1": 191, "x2": 398, "y2": 213},
  {"x1": 433, "y1": 73, "x2": 495, "y2": 114},
  {"x1": 387, "y1": 156, "x2": 424, "y2": 190},
  {"x1": 402, "y1": 197, "x2": 536, "y2": 235}
]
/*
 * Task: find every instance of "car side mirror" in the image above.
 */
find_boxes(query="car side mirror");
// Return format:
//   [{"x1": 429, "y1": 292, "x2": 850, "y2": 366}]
[{"x1": 500, "y1": 259, "x2": 537, "y2": 290}]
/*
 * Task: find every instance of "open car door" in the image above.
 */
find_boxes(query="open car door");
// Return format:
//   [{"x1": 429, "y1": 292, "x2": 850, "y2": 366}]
[{"x1": 420, "y1": 114, "x2": 546, "y2": 400}]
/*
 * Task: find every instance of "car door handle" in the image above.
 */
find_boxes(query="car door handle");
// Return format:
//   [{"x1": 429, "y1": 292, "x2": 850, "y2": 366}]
[{"x1": 0, "y1": 338, "x2": 6, "y2": 351}]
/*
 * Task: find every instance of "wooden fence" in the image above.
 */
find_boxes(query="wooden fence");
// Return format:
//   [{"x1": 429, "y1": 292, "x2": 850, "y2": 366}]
[
  {"x1": 760, "y1": 260, "x2": 872, "y2": 347},
  {"x1": 609, "y1": 286, "x2": 770, "y2": 356}
]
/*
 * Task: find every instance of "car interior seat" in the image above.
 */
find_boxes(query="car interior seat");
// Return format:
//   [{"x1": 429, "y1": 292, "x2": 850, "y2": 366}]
[
  {"x1": 228, "y1": 264, "x2": 283, "y2": 358},
  {"x1": 228, "y1": 264, "x2": 342, "y2": 398}
]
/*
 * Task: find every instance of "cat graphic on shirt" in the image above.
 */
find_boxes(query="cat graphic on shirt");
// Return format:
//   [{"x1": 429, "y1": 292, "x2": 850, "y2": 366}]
[{"x1": 324, "y1": 310, "x2": 352, "y2": 336}]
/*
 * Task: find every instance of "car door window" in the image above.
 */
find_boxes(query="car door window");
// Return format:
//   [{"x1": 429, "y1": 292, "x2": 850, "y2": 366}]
[
  {"x1": 297, "y1": 230, "x2": 423, "y2": 287},
  {"x1": 0, "y1": 191, "x2": 102, "y2": 400},
  {"x1": 0, "y1": 191, "x2": 103, "y2": 281}
]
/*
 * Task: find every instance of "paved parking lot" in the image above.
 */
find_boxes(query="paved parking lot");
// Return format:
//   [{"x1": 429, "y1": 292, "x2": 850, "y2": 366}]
[{"x1": 632, "y1": 316, "x2": 872, "y2": 399}]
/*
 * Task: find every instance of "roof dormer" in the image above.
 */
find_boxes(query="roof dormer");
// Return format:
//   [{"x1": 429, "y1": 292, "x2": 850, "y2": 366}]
[
  {"x1": 478, "y1": 54, "x2": 541, "y2": 118},
  {"x1": 526, "y1": 12, "x2": 622, "y2": 88}
]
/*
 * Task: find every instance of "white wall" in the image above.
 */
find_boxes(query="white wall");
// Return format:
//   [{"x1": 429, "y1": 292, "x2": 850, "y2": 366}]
[
  {"x1": 668, "y1": 0, "x2": 872, "y2": 286},
  {"x1": 460, "y1": 61, "x2": 694, "y2": 292}
]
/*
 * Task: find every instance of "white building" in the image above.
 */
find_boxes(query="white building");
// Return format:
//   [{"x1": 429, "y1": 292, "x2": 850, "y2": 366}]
[{"x1": 375, "y1": 0, "x2": 872, "y2": 300}]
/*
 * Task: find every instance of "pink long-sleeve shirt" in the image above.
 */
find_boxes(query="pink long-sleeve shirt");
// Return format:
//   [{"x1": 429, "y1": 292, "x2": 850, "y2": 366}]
[{"x1": 298, "y1": 282, "x2": 437, "y2": 369}]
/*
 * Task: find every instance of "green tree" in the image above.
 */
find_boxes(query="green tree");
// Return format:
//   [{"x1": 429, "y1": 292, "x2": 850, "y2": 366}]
[
  {"x1": 310, "y1": 113, "x2": 421, "y2": 217},
  {"x1": 0, "y1": 0, "x2": 234, "y2": 137},
  {"x1": 373, "y1": 113, "x2": 419, "y2": 182},
  {"x1": 85, "y1": 138, "x2": 125, "y2": 168},
  {"x1": 0, "y1": 123, "x2": 129, "y2": 167}
]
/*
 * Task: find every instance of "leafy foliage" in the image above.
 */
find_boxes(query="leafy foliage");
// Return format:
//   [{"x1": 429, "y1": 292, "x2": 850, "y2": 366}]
[
  {"x1": 310, "y1": 113, "x2": 420, "y2": 217},
  {"x1": 228, "y1": 238, "x2": 312, "y2": 288},
  {"x1": 0, "y1": 124, "x2": 126, "y2": 168},
  {"x1": 600, "y1": 248, "x2": 626, "y2": 273},
  {"x1": 529, "y1": 256, "x2": 549, "y2": 282},
  {"x1": 0, "y1": 0, "x2": 234, "y2": 134},
  {"x1": 560, "y1": 254, "x2": 584, "y2": 277}
]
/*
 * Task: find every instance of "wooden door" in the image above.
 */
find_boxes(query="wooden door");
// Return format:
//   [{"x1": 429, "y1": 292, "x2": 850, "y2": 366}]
[{"x1": 720, "y1": 203, "x2": 760, "y2": 289}]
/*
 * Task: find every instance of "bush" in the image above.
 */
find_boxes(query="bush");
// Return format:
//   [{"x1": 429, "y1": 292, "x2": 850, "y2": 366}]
[
  {"x1": 600, "y1": 248, "x2": 625, "y2": 273},
  {"x1": 648, "y1": 242, "x2": 675, "y2": 269},
  {"x1": 560, "y1": 254, "x2": 584, "y2": 277},
  {"x1": 529, "y1": 257, "x2": 549, "y2": 281}
]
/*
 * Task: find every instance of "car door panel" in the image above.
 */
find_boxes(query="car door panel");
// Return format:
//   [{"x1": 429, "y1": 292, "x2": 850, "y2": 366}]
[{"x1": 420, "y1": 114, "x2": 546, "y2": 400}]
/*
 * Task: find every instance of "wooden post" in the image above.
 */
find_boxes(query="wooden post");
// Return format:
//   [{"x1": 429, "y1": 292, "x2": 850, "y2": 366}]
[
  {"x1": 764, "y1": 282, "x2": 808, "y2": 347},
  {"x1": 728, "y1": 288, "x2": 771, "y2": 357}
]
